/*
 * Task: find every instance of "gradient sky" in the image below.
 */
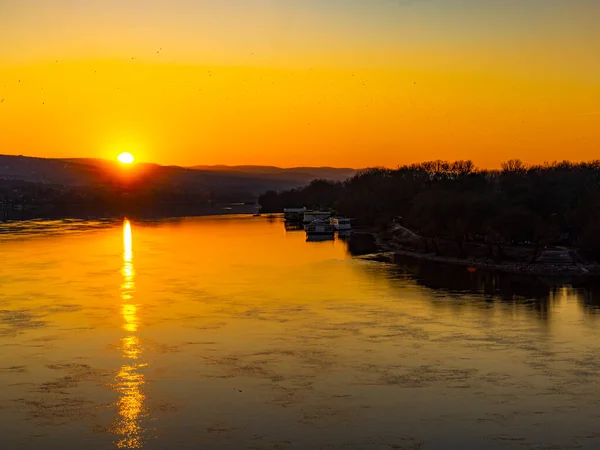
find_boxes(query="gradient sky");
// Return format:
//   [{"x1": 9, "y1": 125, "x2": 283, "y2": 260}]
[{"x1": 1, "y1": 0, "x2": 599, "y2": 168}]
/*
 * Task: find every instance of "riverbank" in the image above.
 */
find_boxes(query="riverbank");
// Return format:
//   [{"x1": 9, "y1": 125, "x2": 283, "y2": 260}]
[
  {"x1": 370, "y1": 246, "x2": 600, "y2": 277},
  {"x1": 0, "y1": 203, "x2": 259, "y2": 222},
  {"x1": 365, "y1": 231, "x2": 600, "y2": 277}
]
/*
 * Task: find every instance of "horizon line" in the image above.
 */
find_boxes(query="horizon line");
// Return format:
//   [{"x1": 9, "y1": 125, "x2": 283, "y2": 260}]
[{"x1": 3, "y1": 153, "x2": 600, "y2": 171}]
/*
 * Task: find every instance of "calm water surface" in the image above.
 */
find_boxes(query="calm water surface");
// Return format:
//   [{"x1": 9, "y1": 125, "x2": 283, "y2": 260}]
[{"x1": 2, "y1": 216, "x2": 600, "y2": 449}]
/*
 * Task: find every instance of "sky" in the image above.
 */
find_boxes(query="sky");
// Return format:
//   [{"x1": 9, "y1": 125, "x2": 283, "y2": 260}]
[{"x1": 0, "y1": 0, "x2": 599, "y2": 168}]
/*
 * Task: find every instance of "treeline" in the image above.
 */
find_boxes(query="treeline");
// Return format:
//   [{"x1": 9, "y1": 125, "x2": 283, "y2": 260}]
[
  {"x1": 0, "y1": 178, "x2": 214, "y2": 219},
  {"x1": 259, "y1": 160, "x2": 600, "y2": 255}
]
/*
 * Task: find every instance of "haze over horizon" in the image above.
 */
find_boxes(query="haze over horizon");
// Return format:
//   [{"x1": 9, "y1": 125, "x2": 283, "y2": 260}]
[{"x1": 1, "y1": 0, "x2": 599, "y2": 168}]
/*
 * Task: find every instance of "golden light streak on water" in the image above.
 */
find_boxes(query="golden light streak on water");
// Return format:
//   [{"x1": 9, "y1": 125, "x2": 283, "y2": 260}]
[
  {"x1": 111, "y1": 219, "x2": 148, "y2": 449},
  {"x1": 122, "y1": 304, "x2": 138, "y2": 333}
]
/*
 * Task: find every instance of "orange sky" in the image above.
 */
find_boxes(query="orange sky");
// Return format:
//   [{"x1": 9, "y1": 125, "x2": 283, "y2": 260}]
[{"x1": 1, "y1": 0, "x2": 599, "y2": 168}]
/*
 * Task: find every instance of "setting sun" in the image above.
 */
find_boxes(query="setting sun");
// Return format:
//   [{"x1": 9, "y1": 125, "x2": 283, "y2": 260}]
[{"x1": 118, "y1": 152, "x2": 135, "y2": 165}]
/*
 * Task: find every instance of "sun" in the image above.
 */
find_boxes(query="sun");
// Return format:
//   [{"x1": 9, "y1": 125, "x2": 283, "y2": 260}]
[{"x1": 118, "y1": 152, "x2": 135, "y2": 164}]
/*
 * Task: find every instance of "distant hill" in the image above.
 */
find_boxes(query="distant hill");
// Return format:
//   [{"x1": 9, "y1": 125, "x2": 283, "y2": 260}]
[
  {"x1": 0, "y1": 155, "x2": 357, "y2": 201},
  {"x1": 190, "y1": 164, "x2": 356, "y2": 181}
]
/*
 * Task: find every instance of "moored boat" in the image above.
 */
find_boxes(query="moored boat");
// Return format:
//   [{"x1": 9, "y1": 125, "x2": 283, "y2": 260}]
[
  {"x1": 332, "y1": 217, "x2": 352, "y2": 232},
  {"x1": 305, "y1": 219, "x2": 335, "y2": 236},
  {"x1": 284, "y1": 207, "x2": 306, "y2": 223},
  {"x1": 302, "y1": 210, "x2": 331, "y2": 225}
]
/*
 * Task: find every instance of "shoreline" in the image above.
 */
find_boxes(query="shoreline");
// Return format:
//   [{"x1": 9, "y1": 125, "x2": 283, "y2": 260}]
[
  {"x1": 369, "y1": 235, "x2": 600, "y2": 278},
  {"x1": 0, "y1": 204, "x2": 261, "y2": 223}
]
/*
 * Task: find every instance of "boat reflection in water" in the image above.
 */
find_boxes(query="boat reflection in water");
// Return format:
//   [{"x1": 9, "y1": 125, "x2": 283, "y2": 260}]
[
  {"x1": 306, "y1": 234, "x2": 335, "y2": 242},
  {"x1": 110, "y1": 219, "x2": 149, "y2": 449},
  {"x1": 284, "y1": 222, "x2": 304, "y2": 232},
  {"x1": 336, "y1": 231, "x2": 352, "y2": 240}
]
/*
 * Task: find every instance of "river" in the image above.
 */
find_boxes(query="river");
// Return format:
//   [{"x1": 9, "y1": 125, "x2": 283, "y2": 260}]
[{"x1": 1, "y1": 215, "x2": 600, "y2": 449}]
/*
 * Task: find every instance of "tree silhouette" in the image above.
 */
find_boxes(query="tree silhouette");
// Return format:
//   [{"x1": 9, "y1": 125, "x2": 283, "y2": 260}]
[{"x1": 259, "y1": 159, "x2": 600, "y2": 260}]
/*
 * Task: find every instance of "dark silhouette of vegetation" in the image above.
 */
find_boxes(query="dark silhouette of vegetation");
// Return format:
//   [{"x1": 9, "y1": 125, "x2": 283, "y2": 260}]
[
  {"x1": 0, "y1": 178, "x2": 218, "y2": 220},
  {"x1": 259, "y1": 160, "x2": 600, "y2": 258}
]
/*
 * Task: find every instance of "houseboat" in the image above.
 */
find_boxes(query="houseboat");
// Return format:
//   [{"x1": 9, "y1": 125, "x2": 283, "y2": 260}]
[
  {"x1": 305, "y1": 219, "x2": 335, "y2": 237},
  {"x1": 332, "y1": 217, "x2": 352, "y2": 232},
  {"x1": 302, "y1": 210, "x2": 331, "y2": 226},
  {"x1": 284, "y1": 207, "x2": 306, "y2": 223}
]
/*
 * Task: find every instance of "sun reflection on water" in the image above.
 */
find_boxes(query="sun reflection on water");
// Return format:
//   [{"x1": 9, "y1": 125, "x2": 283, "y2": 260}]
[
  {"x1": 111, "y1": 219, "x2": 148, "y2": 449},
  {"x1": 122, "y1": 304, "x2": 138, "y2": 333}
]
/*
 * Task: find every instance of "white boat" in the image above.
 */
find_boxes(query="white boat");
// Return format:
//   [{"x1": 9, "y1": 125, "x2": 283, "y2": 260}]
[
  {"x1": 305, "y1": 219, "x2": 335, "y2": 236},
  {"x1": 302, "y1": 210, "x2": 331, "y2": 225},
  {"x1": 332, "y1": 217, "x2": 352, "y2": 232}
]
